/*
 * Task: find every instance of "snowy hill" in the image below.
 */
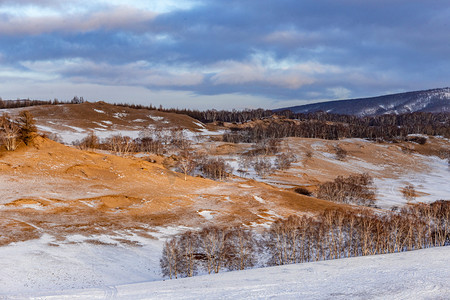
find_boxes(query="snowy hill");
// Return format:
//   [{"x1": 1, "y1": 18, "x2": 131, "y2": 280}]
[
  {"x1": 11, "y1": 247, "x2": 450, "y2": 299},
  {"x1": 0, "y1": 101, "x2": 209, "y2": 144},
  {"x1": 276, "y1": 87, "x2": 450, "y2": 116}
]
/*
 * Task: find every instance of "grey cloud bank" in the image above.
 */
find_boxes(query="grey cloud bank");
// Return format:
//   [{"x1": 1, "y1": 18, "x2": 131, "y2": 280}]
[{"x1": 0, "y1": 0, "x2": 449, "y2": 109}]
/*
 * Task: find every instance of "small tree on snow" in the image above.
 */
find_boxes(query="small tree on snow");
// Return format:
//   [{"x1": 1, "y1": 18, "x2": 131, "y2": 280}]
[{"x1": 402, "y1": 184, "x2": 417, "y2": 203}]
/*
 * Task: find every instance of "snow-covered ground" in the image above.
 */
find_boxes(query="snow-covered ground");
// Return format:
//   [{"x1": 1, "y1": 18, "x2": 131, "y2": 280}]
[
  {"x1": 5, "y1": 247, "x2": 449, "y2": 299},
  {"x1": 0, "y1": 234, "x2": 163, "y2": 295},
  {"x1": 374, "y1": 155, "x2": 450, "y2": 208}
]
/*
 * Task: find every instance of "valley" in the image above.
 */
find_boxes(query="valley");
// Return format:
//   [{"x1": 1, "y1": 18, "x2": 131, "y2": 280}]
[{"x1": 0, "y1": 101, "x2": 449, "y2": 296}]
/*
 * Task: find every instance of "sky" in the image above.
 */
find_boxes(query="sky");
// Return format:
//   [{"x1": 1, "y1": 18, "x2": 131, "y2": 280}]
[{"x1": 0, "y1": 0, "x2": 449, "y2": 110}]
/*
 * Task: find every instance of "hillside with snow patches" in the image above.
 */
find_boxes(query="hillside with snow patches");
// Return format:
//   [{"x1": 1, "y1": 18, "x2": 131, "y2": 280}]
[
  {"x1": 276, "y1": 87, "x2": 450, "y2": 116},
  {"x1": 0, "y1": 101, "x2": 449, "y2": 298}
]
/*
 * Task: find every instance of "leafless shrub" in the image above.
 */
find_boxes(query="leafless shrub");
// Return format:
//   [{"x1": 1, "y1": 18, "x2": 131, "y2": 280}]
[
  {"x1": 334, "y1": 145, "x2": 347, "y2": 161},
  {"x1": 134, "y1": 137, "x2": 166, "y2": 155},
  {"x1": 257, "y1": 138, "x2": 280, "y2": 155},
  {"x1": 305, "y1": 150, "x2": 313, "y2": 159},
  {"x1": 73, "y1": 131, "x2": 99, "y2": 150},
  {"x1": 316, "y1": 173, "x2": 376, "y2": 206},
  {"x1": 253, "y1": 156, "x2": 273, "y2": 178},
  {"x1": 401, "y1": 184, "x2": 417, "y2": 203},
  {"x1": 237, "y1": 155, "x2": 253, "y2": 177},
  {"x1": 274, "y1": 152, "x2": 296, "y2": 170}
]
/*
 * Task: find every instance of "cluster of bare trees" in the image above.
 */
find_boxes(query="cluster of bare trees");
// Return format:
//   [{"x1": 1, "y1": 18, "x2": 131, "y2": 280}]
[
  {"x1": 316, "y1": 173, "x2": 376, "y2": 206},
  {"x1": 73, "y1": 127, "x2": 190, "y2": 155},
  {"x1": 198, "y1": 157, "x2": 233, "y2": 181},
  {"x1": 160, "y1": 226, "x2": 257, "y2": 279},
  {"x1": 265, "y1": 202, "x2": 449, "y2": 265},
  {"x1": 0, "y1": 111, "x2": 37, "y2": 151},
  {"x1": 161, "y1": 201, "x2": 449, "y2": 279},
  {"x1": 237, "y1": 152, "x2": 296, "y2": 178}
]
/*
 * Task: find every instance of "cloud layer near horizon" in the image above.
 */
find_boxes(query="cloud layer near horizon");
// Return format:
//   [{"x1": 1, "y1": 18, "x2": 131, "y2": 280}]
[{"x1": 0, "y1": 0, "x2": 449, "y2": 109}]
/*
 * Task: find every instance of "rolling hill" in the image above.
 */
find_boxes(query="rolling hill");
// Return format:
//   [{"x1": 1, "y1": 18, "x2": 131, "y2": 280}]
[{"x1": 276, "y1": 87, "x2": 450, "y2": 116}]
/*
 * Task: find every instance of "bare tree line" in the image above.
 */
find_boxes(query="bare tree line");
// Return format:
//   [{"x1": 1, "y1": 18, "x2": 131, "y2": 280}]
[
  {"x1": 161, "y1": 200, "x2": 449, "y2": 279},
  {"x1": 113, "y1": 102, "x2": 450, "y2": 139},
  {"x1": 0, "y1": 96, "x2": 84, "y2": 110},
  {"x1": 223, "y1": 112, "x2": 450, "y2": 143}
]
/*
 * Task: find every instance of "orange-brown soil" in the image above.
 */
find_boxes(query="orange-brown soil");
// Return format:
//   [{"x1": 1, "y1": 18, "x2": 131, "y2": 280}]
[{"x1": 0, "y1": 136, "x2": 345, "y2": 246}]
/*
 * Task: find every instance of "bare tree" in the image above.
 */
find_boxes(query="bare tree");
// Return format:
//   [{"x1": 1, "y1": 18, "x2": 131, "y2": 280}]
[
  {"x1": 17, "y1": 110, "x2": 37, "y2": 145},
  {"x1": 198, "y1": 227, "x2": 228, "y2": 274},
  {"x1": 178, "y1": 231, "x2": 200, "y2": 278},
  {"x1": 176, "y1": 149, "x2": 198, "y2": 180},
  {"x1": 160, "y1": 238, "x2": 180, "y2": 279},
  {"x1": 161, "y1": 200, "x2": 450, "y2": 279},
  {"x1": 0, "y1": 113, "x2": 19, "y2": 151},
  {"x1": 225, "y1": 227, "x2": 257, "y2": 271}
]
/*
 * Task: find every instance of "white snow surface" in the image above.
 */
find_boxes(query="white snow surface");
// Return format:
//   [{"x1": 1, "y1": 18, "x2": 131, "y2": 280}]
[
  {"x1": 6, "y1": 247, "x2": 449, "y2": 299},
  {"x1": 374, "y1": 155, "x2": 450, "y2": 208},
  {"x1": 0, "y1": 234, "x2": 163, "y2": 295},
  {"x1": 197, "y1": 210, "x2": 215, "y2": 220}
]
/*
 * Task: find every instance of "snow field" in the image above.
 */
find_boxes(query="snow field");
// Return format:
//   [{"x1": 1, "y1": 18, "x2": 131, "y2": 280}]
[{"x1": 9, "y1": 246, "x2": 449, "y2": 299}]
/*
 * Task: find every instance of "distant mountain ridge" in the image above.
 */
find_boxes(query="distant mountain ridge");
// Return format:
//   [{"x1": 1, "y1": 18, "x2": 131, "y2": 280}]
[{"x1": 275, "y1": 87, "x2": 450, "y2": 116}]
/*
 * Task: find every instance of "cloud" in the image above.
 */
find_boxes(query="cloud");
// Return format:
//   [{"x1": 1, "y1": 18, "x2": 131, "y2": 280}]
[
  {"x1": 0, "y1": 0, "x2": 449, "y2": 108},
  {"x1": 327, "y1": 87, "x2": 352, "y2": 99},
  {"x1": 0, "y1": 5, "x2": 156, "y2": 35},
  {"x1": 210, "y1": 59, "x2": 325, "y2": 89},
  {"x1": 21, "y1": 59, "x2": 204, "y2": 87}
]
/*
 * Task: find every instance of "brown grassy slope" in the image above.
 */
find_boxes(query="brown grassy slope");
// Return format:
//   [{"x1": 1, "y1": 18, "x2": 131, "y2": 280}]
[
  {"x1": 1, "y1": 101, "x2": 207, "y2": 136},
  {"x1": 0, "y1": 137, "x2": 345, "y2": 246}
]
